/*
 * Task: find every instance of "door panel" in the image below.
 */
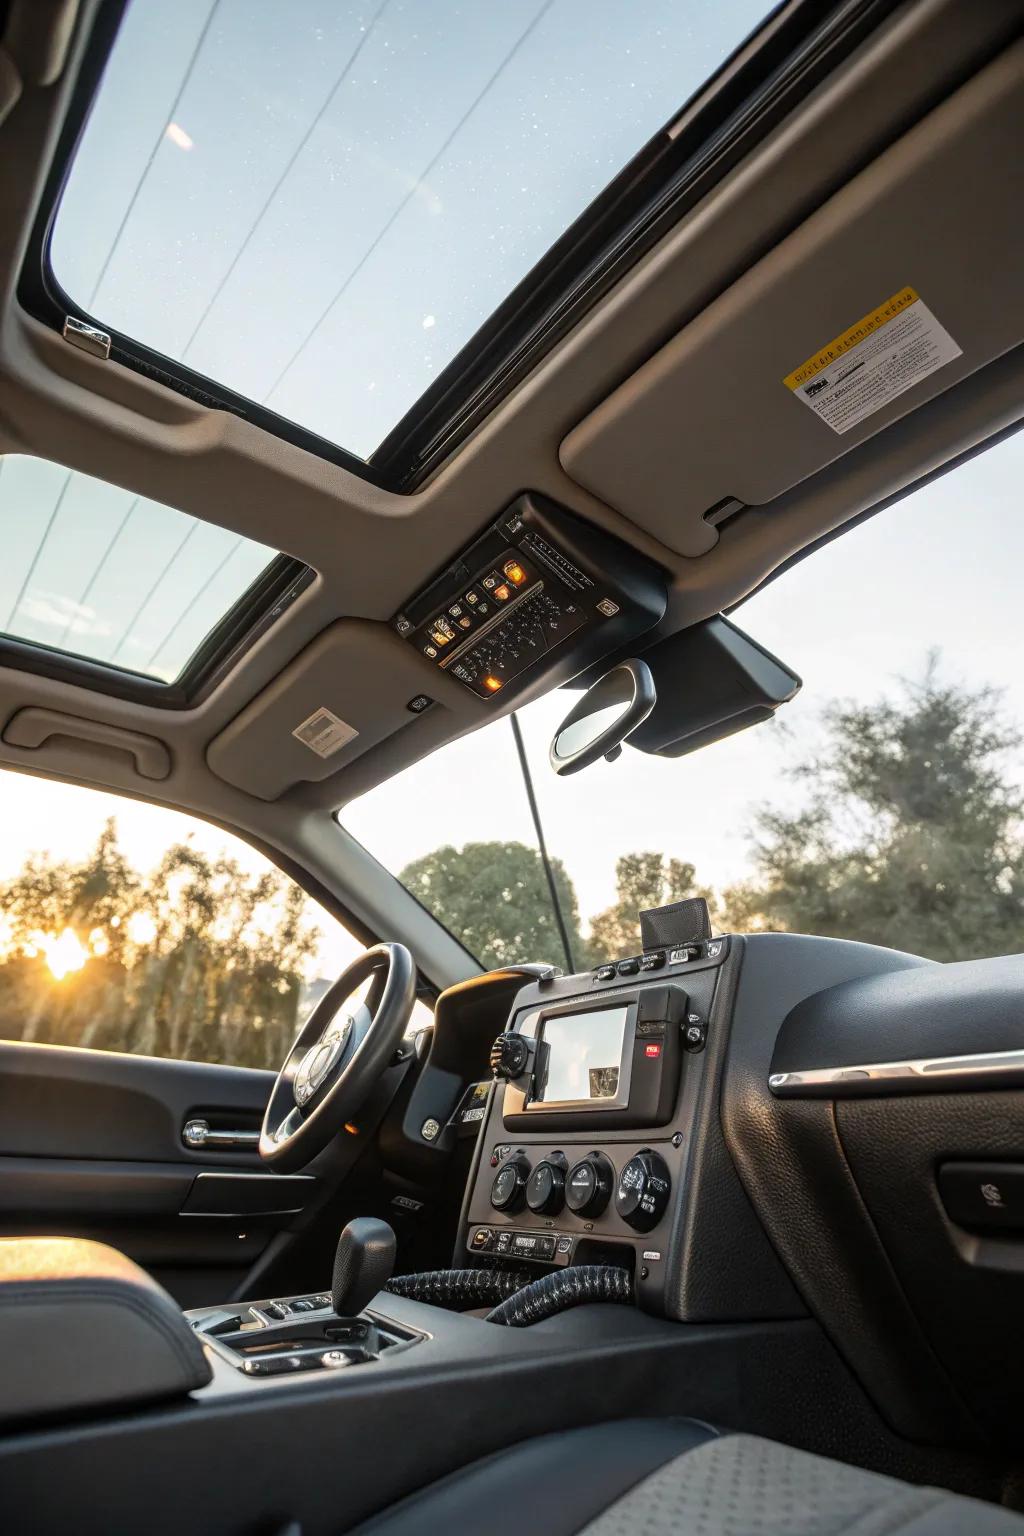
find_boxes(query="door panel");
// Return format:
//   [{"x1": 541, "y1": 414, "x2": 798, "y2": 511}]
[{"x1": 0, "y1": 1039, "x2": 316, "y2": 1305}]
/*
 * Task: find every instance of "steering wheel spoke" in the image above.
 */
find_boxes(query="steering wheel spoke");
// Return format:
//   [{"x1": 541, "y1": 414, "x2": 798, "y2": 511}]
[{"x1": 259, "y1": 944, "x2": 416, "y2": 1172}]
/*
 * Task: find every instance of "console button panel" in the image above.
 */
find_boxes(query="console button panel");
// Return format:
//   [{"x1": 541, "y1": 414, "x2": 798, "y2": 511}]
[{"x1": 392, "y1": 492, "x2": 665, "y2": 702}]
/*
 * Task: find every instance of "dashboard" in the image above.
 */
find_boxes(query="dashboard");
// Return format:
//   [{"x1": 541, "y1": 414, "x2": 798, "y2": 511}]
[
  {"x1": 397, "y1": 929, "x2": 1024, "y2": 1450},
  {"x1": 459, "y1": 939, "x2": 724, "y2": 1314}
]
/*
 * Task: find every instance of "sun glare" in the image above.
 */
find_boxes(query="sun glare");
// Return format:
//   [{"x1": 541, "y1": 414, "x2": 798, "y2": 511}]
[
  {"x1": 127, "y1": 912, "x2": 158, "y2": 945},
  {"x1": 33, "y1": 928, "x2": 88, "y2": 981}
]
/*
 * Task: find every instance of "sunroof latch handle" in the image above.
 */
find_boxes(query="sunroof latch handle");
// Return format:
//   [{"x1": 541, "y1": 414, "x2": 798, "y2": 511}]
[{"x1": 62, "y1": 315, "x2": 111, "y2": 360}]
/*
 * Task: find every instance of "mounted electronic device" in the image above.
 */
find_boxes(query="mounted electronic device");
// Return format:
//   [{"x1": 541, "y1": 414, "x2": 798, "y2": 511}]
[{"x1": 391, "y1": 493, "x2": 666, "y2": 702}]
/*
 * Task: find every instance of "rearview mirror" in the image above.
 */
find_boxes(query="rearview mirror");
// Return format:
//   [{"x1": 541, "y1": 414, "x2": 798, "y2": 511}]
[{"x1": 549, "y1": 659, "x2": 656, "y2": 776}]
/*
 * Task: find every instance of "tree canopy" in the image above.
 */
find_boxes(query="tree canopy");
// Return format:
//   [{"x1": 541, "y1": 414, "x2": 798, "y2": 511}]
[
  {"x1": 721, "y1": 662, "x2": 1024, "y2": 958},
  {"x1": 400, "y1": 663, "x2": 1024, "y2": 968},
  {"x1": 0, "y1": 820, "x2": 322, "y2": 1067},
  {"x1": 399, "y1": 840, "x2": 584, "y2": 971}
]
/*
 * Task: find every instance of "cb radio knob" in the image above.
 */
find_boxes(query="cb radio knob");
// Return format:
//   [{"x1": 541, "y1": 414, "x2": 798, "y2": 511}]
[
  {"x1": 615, "y1": 1150, "x2": 671, "y2": 1233},
  {"x1": 490, "y1": 1154, "x2": 531, "y2": 1213},
  {"x1": 565, "y1": 1152, "x2": 614, "y2": 1218},
  {"x1": 526, "y1": 1153, "x2": 568, "y2": 1216},
  {"x1": 490, "y1": 1032, "x2": 530, "y2": 1080}
]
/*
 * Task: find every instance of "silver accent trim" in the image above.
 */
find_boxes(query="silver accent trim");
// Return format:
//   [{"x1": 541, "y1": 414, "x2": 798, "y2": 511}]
[
  {"x1": 182, "y1": 1118, "x2": 260, "y2": 1149},
  {"x1": 769, "y1": 1047, "x2": 1024, "y2": 1096},
  {"x1": 63, "y1": 315, "x2": 111, "y2": 358}
]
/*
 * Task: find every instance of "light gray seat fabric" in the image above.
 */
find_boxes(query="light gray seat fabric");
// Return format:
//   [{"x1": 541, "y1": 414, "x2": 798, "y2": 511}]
[{"x1": 584, "y1": 1432, "x2": 1022, "y2": 1536}]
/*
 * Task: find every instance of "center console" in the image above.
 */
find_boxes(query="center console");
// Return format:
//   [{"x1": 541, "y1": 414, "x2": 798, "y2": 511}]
[{"x1": 458, "y1": 933, "x2": 729, "y2": 1313}]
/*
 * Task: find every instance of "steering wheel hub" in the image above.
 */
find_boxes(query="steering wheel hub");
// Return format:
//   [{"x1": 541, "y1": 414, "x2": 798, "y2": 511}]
[
  {"x1": 259, "y1": 943, "x2": 417, "y2": 1172},
  {"x1": 293, "y1": 1017, "x2": 354, "y2": 1106}
]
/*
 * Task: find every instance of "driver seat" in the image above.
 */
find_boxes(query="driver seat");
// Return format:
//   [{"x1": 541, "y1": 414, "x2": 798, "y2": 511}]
[{"x1": 346, "y1": 1418, "x2": 1024, "y2": 1536}]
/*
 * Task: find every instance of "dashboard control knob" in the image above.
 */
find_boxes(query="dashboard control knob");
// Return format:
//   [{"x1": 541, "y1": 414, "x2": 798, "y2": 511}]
[
  {"x1": 490, "y1": 1154, "x2": 531, "y2": 1212},
  {"x1": 490, "y1": 1032, "x2": 530, "y2": 1080},
  {"x1": 615, "y1": 1150, "x2": 671, "y2": 1232},
  {"x1": 526, "y1": 1153, "x2": 568, "y2": 1215},
  {"x1": 565, "y1": 1152, "x2": 614, "y2": 1218}
]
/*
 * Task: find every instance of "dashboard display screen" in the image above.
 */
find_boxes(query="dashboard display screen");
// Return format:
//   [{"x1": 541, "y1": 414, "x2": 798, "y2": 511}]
[{"x1": 535, "y1": 1007, "x2": 628, "y2": 1103}]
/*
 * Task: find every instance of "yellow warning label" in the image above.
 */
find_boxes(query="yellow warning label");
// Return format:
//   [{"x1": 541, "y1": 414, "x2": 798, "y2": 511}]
[{"x1": 783, "y1": 287, "x2": 919, "y2": 390}]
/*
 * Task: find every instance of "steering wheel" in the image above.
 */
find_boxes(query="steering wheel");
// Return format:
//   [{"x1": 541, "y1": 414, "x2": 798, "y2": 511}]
[{"x1": 259, "y1": 943, "x2": 416, "y2": 1173}]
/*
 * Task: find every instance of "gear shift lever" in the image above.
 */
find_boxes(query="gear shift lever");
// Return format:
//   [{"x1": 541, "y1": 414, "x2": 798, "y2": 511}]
[{"x1": 331, "y1": 1218, "x2": 397, "y2": 1317}]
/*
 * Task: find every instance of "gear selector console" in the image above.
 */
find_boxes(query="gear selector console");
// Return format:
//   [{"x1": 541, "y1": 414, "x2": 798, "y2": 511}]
[{"x1": 190, "y1": 1219, "x2": 423, "y2": 1378}]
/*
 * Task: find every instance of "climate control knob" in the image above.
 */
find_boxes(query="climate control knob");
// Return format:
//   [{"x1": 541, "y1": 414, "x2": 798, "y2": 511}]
[
  {"x1": 490, "y1": 1154, "x2": 531, "y2": 1212},
  {"x1": 615, "y1": 1150, "x2": 671, "y2": 1232},
  {"x1": 490, "y1": 1032, "x2": 530, "y2": 1080},
  {"x1": 565, "y1": 1153, "x2": 614, "y2": 1218},
  {"x1": 526, "y1": 1153, "x2": 568, "y2": 1215}
]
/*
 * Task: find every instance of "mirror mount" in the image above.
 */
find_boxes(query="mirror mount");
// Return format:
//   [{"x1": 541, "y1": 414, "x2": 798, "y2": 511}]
[{"x1": 549, "y1": 659, "x2": 656, "y2": 776}]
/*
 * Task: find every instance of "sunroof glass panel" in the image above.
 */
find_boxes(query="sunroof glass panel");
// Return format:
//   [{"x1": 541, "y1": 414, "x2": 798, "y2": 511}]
[
  {"x1": 51, "y1": 0, "x2": 772, "y2": 462},
  {"x1": 0, "y1": 456, "x2": 278, "y2": 682}
]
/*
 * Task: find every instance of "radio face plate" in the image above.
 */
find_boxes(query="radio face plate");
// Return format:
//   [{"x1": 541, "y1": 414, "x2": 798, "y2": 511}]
[
  {"x1": 514, "y1": 1000, "x2": 637, "y2": 1115},
  {"x1": 501, "y1": 985, "x2": 685, "y2": 1132}
]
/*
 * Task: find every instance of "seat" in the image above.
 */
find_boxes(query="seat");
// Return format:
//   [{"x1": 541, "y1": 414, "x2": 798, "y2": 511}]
[{"x1": 347, "y1": 1418, "x2": 1024, "y2": 1536}]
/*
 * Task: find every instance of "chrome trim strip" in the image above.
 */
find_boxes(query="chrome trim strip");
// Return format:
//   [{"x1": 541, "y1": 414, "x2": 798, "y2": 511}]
[
  {"x1": 182, "y1": 1118, "x2": 260, "y2": 1149},
  {"x1": 769, "y1": 1047, "x2": 1024, "y2": 1096}
]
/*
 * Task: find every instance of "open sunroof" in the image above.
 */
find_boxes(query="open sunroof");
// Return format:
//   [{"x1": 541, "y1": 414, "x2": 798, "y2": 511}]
[
  {"x1": 0, "y1": 455, "x2": 282, "y2": 686},
  {"x1": 48, "y1": 0, "x2": 772, "y2": 469}
]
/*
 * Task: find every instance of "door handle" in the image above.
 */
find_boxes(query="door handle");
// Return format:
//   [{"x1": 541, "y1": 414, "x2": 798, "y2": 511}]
[{"x1": 183, "y1": 1119, "x2": 260, "y2": 1150}]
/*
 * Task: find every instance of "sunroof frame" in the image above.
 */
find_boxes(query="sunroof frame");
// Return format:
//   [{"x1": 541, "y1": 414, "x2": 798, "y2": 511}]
[{"x1": 19, "y1": 0, "x2": 906, "y2": 496}]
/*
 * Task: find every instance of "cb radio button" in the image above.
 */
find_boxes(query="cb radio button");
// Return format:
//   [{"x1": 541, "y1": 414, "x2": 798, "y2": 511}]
[{"x1": 490, "y1": 1032, "x2": 530, "y2": 1080}]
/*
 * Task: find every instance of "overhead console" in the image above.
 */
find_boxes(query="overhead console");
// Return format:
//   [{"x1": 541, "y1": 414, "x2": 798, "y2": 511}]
[{"x1": 392, "y1": 492, "x2": 666, "y2": 702}]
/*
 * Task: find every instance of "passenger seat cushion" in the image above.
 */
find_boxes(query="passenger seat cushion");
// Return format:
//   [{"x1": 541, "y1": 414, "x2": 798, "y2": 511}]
[
  {"x1": 584, "y1": 1433, "x2": 1024, "y2": 1536},
  {"x1": 348, "y1": 1417, "x2": 717, "y2": 1536},
  {"x1": 348, "y1": 1422, "x2": 1024, "y2": 1536}
]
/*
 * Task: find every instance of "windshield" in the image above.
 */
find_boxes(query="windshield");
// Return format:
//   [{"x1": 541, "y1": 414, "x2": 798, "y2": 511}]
[{"x1": 341, "y1": 427, "x2": 1024, "y2": 969}]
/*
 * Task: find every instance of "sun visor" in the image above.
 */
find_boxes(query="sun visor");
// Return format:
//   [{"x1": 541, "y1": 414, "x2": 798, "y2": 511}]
[
  {"x1": 206, "y1": 620, "x2": 467, "y2": 801},
  {"x1": 560, "y1": 44, "x2": 1024, "y2": 558}
]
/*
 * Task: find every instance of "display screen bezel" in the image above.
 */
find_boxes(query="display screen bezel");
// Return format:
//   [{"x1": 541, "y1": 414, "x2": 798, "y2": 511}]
[{"x1": 518, "y1": 999, "x2": 637, "y2": 1114}]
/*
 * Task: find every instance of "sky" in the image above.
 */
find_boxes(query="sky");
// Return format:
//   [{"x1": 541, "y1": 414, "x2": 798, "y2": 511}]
[
  {"x1": 1, "y1": 2, "x2": 1021, "y2": 963},
  {"x1": 52, "y1": 0, "x2": 771, "y2": 458}
]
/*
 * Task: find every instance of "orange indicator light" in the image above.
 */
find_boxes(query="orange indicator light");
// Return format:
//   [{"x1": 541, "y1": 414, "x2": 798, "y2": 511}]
[
  {"x1": 483, "y1": 675, "x2": 503, "y2": 693},
  {"x1": 503, "y1": 561, "x2": 526, "y2": 585}
]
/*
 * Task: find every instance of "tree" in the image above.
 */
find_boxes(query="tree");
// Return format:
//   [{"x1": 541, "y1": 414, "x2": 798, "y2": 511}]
[
  {"x1": 586, "y1": 854, "x2": 713, "y2": 964},
  {"x1": 399, "y1": 841, "x2": 585, "y2": 971},
  {"x1": 721, "y1": 660, "x2": 1024, "y2": 959},
  {"x1": 0, "y1": 823, "x2": 324, "y2": 1068}
]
